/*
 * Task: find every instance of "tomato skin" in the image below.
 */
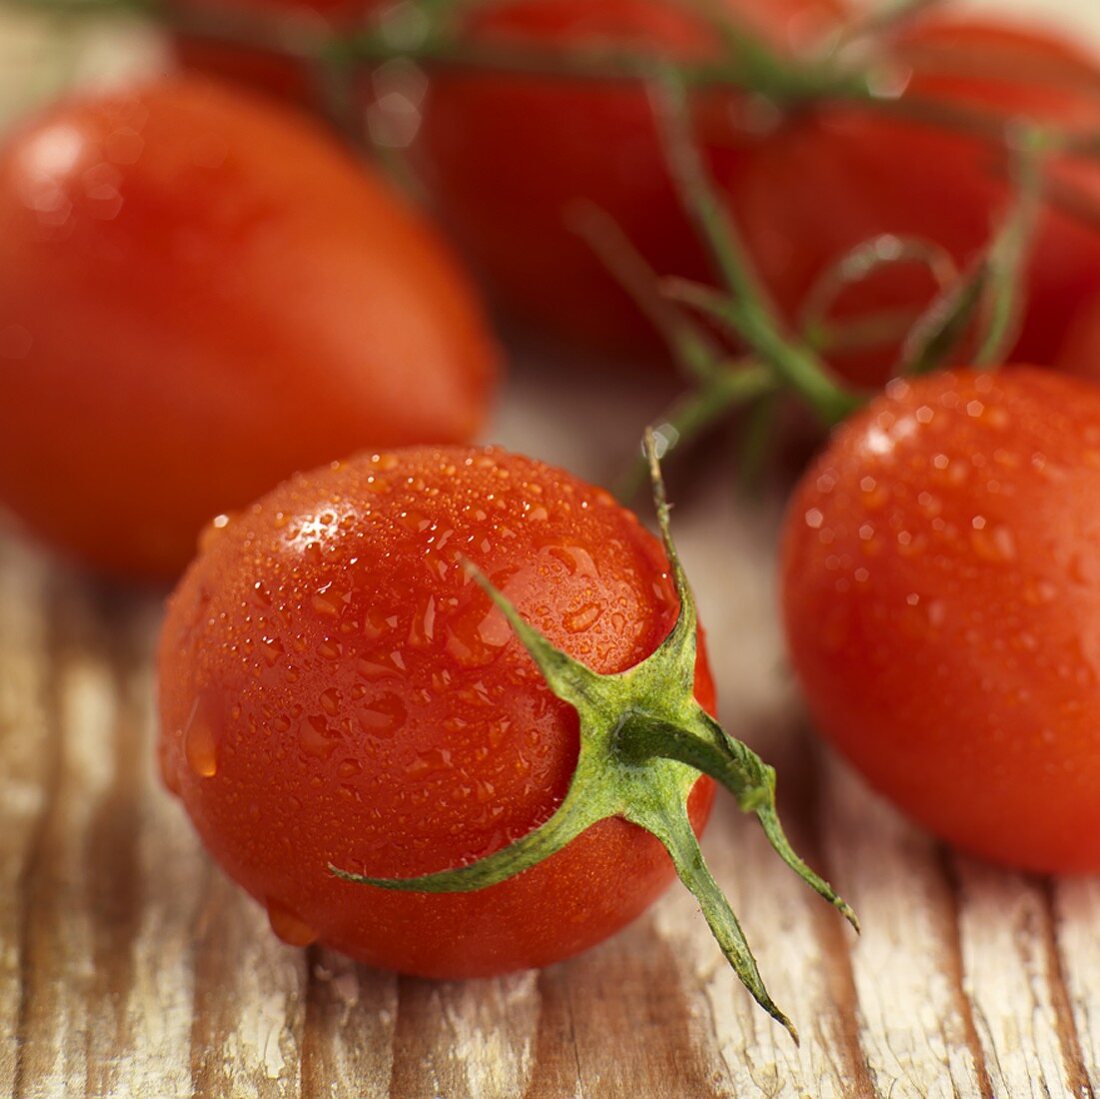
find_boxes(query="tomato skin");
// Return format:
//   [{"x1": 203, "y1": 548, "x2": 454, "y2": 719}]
[
  {"x1": 781, "y1": 368, "x2": 1100, "y2": 873},
  {"x1": 157, "y1": 445, "x2": 716, "y2": 976},
  {"x1": 727, "y1": 19, "x2": 1100, "y2": 385},
  {"x1": 0, "y1": 79, "x2": 497, "y2": 579}
]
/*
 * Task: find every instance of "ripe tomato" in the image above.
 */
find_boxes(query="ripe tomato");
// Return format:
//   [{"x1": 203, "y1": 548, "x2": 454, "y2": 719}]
[
  {"x1": 0, "y1": 78, "x2": 497, "y2": 579},
  {"x1": 413, "y1": 0, "x2": 846, "y2": 357},
  {"x1": 726, "y1": 18, "x2": 1100, "y2": 385},
  {"x1": 157, "y1": 445, "x2": 716, "y2": 976},
  {"x1": 781, "y1": 367, "x2": 1100, "y2": 873}
]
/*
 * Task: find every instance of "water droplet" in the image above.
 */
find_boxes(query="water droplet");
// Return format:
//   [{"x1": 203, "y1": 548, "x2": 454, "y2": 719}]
[
  {"x1": 300, "y1": 714, "x2": 339, "y2": 759},
  {"x1": 564, "y1": 603, "x2": 602, "y2": 633},
  {"x1": 358, "y1": 693, "x2": 406, "y2": 738},
  {"x1": 183, "y1": 699, "x2": 218, "y2": 778},
  {"x1": 266, "y1": 899, "x2": 317, "y2": 947},
  {"x1": 320, "y1": 687, "x2": 341, "y2": 716},
  {"x1": 406, "y1": 746, "x2": 453, "y2": 776}
]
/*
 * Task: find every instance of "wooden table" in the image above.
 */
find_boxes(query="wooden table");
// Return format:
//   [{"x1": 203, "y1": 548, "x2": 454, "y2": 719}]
[{"x1": 3, "y1": 5, "x2": 1100, "y2": 1096}]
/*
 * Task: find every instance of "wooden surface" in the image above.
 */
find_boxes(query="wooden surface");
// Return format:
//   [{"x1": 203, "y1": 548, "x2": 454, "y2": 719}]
[{"x1": 3, "y1": 3, "x2": 1100, "y2": 1097}]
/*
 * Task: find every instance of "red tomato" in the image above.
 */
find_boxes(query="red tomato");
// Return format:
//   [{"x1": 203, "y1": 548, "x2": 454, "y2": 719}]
[
  {"x1": 413, "y1": 0, "x2": 846, "y2": 357},
  {"x1": 726, "y1": 18, "x2": 1100, "y2": 385},
  {"x1": 781, "y1": 367, "x2": 1100, "y2": 873},
  {"x1": 157, "y1": 445, "x2": 716, "y2": 976},
  {"x1": 0, "y1": 78, "x2": 498, "y2": 579}
]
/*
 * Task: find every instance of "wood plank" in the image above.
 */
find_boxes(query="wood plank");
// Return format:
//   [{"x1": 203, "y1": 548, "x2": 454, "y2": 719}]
[
  {"x1": 0, "y1": 540, "x2": 52, "y2": 1099},
  {"x1": 821, "y1": 759, "x2": 992, "y2": 1098},
  {"x1": 951, "y1": 857, "x2": 1092, "y2": 1098}
]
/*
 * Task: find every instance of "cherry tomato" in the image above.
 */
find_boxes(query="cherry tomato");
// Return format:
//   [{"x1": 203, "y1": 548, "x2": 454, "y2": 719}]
[
  {"x1": 781, "y1": 367, "x2": 1100, "y2": 873},
  {"x1": 726, "y1": 18, "x2": 1100, "y2": 385},
  {"x1": 413, "y1": 0, "x2": 845, "y2": 357},
  {"x1": 0, "y1": 78, "x2": 498, "y2": 579},
  {"x1": 157, "y1": 445, "x2": 715, "y2": 976}
]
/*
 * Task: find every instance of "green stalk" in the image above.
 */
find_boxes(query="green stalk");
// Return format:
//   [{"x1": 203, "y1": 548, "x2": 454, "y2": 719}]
[
  {"x1": 332, "y1": 432, "x2": 857, "y2": 1040},
  {"x1": 651, "y1": 69, "x2": 865, "y2": 428}
]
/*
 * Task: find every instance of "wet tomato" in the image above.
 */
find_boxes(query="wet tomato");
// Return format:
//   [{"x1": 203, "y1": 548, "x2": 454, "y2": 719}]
[
  {"x1": 157, "y1": 445, "x2": 716, "y2": 976},
  {"x1": 781, "y1": 368, "x2": 1100, "y2": 873},
  {"x1": 0, "y1": 78, "x2": 497, "y2": 579}
]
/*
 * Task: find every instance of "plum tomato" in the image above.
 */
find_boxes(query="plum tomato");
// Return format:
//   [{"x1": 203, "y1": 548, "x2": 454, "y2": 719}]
[
  {"x1": 726, "y1": 17, "x2": 1100, "y2": 386},
  {"x1": 157, "y1": 445, "x2": 717, "y2": 977},
  {"x1": 781, "y1": 367, "x2": 1100, "y2": 873},
  {"x1": 411, "y1": 0, "x2": 846, "y2": 357},
  {"x1": 0, "y1": 78, "x2": 498, "y2": 579}
]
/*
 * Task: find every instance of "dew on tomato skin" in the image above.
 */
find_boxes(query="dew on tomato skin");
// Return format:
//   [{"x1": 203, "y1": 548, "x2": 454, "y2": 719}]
[
  {"x1": 300, "y1": 714, "x2": 340, "y2": 759},
  {"x1": 183, "y1": 703, "x2": 219, "y2": 779},
  {"x1": 266, "y1": 899, "x2": 318, "y2": 948},
  {"x1": 358, "y1": 694, "x2": 406, "y2": 738},
  {"x1": 320, "y1": 687, "x2": 342, "y2": 716},
  {"x1": 406, "y1": 747, "x2": 454, "y2": 776}
]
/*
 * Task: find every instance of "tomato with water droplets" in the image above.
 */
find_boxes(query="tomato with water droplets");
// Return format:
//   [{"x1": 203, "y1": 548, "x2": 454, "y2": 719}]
[
  {"x1": 0, "y1": 78, "x2": 498, "y2": 579},
  {"x1": 157, "y1": 445, "x2": 716, "y2": 975},
  {"x1": 781, "y1": 368, "x2": 1100, "y2": 873}
]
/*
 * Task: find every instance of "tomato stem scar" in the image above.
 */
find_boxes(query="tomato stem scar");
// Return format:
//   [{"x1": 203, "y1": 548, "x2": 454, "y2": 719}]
[{"x1": 330, "y1": 430, "x2": 857, "y2": 1040}]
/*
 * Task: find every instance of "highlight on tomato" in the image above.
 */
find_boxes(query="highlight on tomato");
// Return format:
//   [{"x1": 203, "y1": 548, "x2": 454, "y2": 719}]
[
  {"x1": 0, "y1": 76, "x2": 498, "y2": 580},
  {"x1": 781, "y1": 368, "x2": 1100, "y2": 874},
  {"x1": 157, "y1": 441, "x2": 855, "y2": 1037}
]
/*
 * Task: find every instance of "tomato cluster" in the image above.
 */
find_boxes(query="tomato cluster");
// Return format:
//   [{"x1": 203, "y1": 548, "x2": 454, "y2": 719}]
[{"x1": 5, "y1": 0, "x2": 1100, "y2": 1034}]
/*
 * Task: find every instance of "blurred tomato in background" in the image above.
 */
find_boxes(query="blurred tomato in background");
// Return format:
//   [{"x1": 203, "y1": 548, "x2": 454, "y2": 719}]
[
  {"x1": 169, "y1": 0, "x2": 1100, "y2": 385},
  {"x1": 0, "y1": 77, "x2": 498, "y2": 580}
]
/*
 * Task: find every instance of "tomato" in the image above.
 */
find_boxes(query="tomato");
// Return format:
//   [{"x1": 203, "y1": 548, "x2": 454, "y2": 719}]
[
  {"x1": 0, "y1": 78, "x2": 498, "y2": 579},
  {"x1": 157, "y1": 444, "x2": 715, "y2": 976},
  {"x1": 170, "y1": 0, "x2": 365, "y2": 105},
  {"x1": 781, "y1": 367, "x2": 1100, "y2": 873},
  {"x1": 725, "y1": 18, "x2": 1100, "y2": 386},
  {"x1": 413, "y1": 0, "x2": 846, "y2": 357}
]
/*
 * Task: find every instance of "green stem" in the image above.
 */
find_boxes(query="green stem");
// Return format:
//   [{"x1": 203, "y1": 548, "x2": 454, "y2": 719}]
[
  {"x1": 614, "y1": 362, "x2": 775, "y2": 503},
  {"x1": 665, "y1": 278, "x2": 864, "y2": 426},
  {"x1": 568, "y1": 201, "x2": 724, "y2": 385},
  {"x1": 973, "y1": 126, "x2": 1048, "y2": 367},
  {"x1": 634, "y1": 795, "x2": 798, "y2": 1044}
]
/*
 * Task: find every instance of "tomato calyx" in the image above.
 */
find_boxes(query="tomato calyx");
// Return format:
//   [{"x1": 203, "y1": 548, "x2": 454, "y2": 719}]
[{"x1": 330, "y1": 432, "x2": 857, "y2": 1041}]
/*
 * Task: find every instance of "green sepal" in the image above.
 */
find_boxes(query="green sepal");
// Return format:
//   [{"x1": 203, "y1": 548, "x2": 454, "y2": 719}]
[{"x1": 330, "y1": 430, "x2": 856, "y2": 1038}]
